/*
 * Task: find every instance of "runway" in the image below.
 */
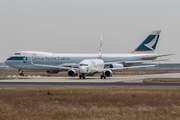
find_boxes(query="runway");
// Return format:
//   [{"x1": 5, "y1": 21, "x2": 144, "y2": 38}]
[
  {"x1": 0, "y1": 73, "x2": 180, "y2": 88},
  {"x1": 0, "y1": 82, "x2": 180, "y2": 88}
]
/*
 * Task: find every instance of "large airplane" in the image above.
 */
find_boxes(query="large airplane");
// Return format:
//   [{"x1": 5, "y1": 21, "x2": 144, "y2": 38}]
[{"x1": 5, "y1": 30, "x2": 171, "y2": 79}]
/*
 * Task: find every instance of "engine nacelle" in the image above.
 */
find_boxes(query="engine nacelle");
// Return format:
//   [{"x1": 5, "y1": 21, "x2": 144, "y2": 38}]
[
  {"x1": 110, "y1": 63, "x2": 124, "y2": 72},
  {"x1": 104, "y1": 70, "x2": 113, "y2": 77},
  {"x1": 68, "y1": 69, "x2": 77, "y2": 77},
  {"x1": 110, "y1": 63, "x2": 124, "y2": 68},
  {"x1": 46, "y1": 70, "x2": 60, "y2": 74}
]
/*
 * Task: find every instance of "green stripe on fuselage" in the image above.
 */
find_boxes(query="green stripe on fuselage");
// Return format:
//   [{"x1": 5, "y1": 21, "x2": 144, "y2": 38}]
[{"x1": 7, "y1": 56, "x2": 27, "y2": 60}]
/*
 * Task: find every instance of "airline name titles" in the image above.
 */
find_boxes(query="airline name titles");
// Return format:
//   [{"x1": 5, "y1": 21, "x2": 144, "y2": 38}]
[{"x1": 32, "y1": 57, "x2": 70, "y2": 61}]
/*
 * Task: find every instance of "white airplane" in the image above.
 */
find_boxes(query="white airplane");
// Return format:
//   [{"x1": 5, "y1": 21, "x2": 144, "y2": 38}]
[
  {"x1": 30, "y1": 34, "x2": 156, "y2": 79},
  {"x1": 5, "y1": 30, "x2": 172, "y2": 78}
]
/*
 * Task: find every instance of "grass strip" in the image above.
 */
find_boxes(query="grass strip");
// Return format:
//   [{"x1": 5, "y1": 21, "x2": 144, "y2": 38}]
[{"x1": 0, "y1": 88, "x2": 180, "y2": 119}]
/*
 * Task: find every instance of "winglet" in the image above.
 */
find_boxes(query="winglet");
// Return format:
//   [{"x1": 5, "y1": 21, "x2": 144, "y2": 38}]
[{"x1": 98, "y1": 34, "x2": 102, "y2": 59}]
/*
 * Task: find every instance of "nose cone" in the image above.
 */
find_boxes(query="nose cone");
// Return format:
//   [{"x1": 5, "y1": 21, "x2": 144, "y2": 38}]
[
  {"x1": 79, "y1": 67, "x2": 88, "y2": 73},
  {"x1": 4, "y1": 60, "x2": 9, "y2": 66}
]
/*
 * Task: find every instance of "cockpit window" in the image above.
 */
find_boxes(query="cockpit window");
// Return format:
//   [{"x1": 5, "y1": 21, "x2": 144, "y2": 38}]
[
  {"x1": 80, "y1": 64, "x2": 88, "y2": 66},
  {"x1": 14, "y1": 53, "x2": 21, "y2": 55}
]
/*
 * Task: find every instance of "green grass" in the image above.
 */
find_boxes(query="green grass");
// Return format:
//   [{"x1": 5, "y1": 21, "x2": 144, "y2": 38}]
[{"x1": 0, "y1": 88, "x2": 180, "y2": 119}]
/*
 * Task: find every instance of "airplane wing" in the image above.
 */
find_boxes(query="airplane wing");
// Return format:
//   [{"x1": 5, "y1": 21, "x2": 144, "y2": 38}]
[
  {"x1": 30, "y1": 58, "x2": 79, "y2": 71},
  {"x1": 33, "y1": 63, "x2": 72, "y2": 70},
  {"x1": 111, "y1": 65, "x2": 156, "y2": 70},
  {"x1": 104, "y1": 59, "x2": 123, "y2": 62},
  {"x1": 61, "y1": 63, "x2": 78, "y2": 68},
  {"x1": 104, "y1": 59, "x2": 169, "y2": 68},
  {"x1": 98, "y1": 65, "x2": 156, "y2": 72},
  {"x1": 104, "y1": 57, "x2": 170, "y2": 64}
]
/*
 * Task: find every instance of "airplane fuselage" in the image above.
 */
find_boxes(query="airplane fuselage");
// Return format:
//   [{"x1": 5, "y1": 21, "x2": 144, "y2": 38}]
[
  {"x1": 79, "y1": 59, "x2": 104, "y2": 75},
  {"x1": 5, "y1": 51, "x2": 158, "y2": 71}
]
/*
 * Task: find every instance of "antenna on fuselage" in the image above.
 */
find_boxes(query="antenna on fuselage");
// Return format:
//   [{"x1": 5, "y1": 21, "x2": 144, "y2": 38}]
[{"x1": 98, "y1": 34, "x2": 102, "y2": 59}]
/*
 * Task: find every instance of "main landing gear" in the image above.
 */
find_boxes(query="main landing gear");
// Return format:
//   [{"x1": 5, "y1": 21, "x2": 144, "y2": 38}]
[
  {"x1": 100, "y1": 75, "x2": 106, "y2": 79},
  {"x1": 19, "y1": 70, "x2": 24, "y2": 76},
  {"x1": 79, "y1": 75, "x2": 85, "y2": 79}
]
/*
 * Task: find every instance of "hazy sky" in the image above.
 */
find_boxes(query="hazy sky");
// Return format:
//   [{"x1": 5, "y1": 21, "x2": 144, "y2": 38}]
[{"x1": 0, "y1": 0, "x2": 179, "y2": 62}]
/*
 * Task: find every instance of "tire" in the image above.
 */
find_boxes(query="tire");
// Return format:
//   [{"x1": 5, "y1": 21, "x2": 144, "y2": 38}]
[
  {"x1": 83, "y1": 76, "x2": 85, "y2": 79},
  {"x1": 79, "y1": 75, "x2": 81, "y2": 79},
  {"x1": 104, "y1": 76, "x2": 106, "y2": 79},
  {"x1": 20, "y1": 73, "x2": 24, "y2": 76},
  {"x1": 101, "y1": 75, "x2": 103, "y2": 79}
]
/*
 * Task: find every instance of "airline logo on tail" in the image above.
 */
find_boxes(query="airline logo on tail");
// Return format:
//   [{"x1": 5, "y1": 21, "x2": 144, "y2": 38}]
[
  {"x1": 133, "y1": 30, "x2": 161, "y2": 53},
  {"x1": 98, "y1": 34, "x2": 102, "y2": 58}
]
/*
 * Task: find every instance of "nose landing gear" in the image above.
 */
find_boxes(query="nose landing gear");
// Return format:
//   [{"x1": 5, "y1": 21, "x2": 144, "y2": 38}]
[{"x1": 100, "y1": 75, "x2": 106, "y2": 79}]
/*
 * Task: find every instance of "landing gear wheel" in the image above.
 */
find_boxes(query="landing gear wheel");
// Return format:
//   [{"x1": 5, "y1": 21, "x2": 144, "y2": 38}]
[
  {"x1": 20, "y1": 72, "x2": 24, "y2": 76},
  {"x1": 101, "y1": 75, "x2": 103, "y2": 79},
  {"x1": 19, "y1": 70, "x2": 24, "y2": 76},
  {"x1": 79, "y1": 75, "x2": 82, "y2": 79},
  {"x1": 101, "y1": 75, "x2": 106, "y2": 79},
  {"x1": 83, "y1": 76, "x2": 85, "y2": 79}
]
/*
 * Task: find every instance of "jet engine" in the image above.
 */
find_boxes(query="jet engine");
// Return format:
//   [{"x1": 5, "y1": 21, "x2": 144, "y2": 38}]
[
  {"x1": 110, "y1": 63, "x2": 124, "y2": 72},
  {"x1": 110, "y1": 63, "x2": 124, "y2": 68},
  {"x1": 68, "y1": 69, "x2": 77, "y2": 77},
  {"x1": 46, "y1": 70, "x2": 60, "y2": 74},
  {"x1": 104, "y1": 70, "x2": 113, "y2": 77}
]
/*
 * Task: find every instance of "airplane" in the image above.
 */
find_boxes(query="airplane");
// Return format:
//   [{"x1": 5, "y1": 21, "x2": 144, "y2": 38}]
[
  {"x1": 29, "y1": 34, "x2": 156, "y2": 79},
  {"x1": 5, "y1": 30, "x2": 172, "y2": 78}
]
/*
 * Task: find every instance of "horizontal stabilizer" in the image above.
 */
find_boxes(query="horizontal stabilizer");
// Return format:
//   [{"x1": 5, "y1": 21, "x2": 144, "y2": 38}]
[
  {"x1": 154, "y1": 54, "x2": 173, "y2": 57},
  {"x1": 141, "y1": 54, "x2": 173, "y2": 60}
]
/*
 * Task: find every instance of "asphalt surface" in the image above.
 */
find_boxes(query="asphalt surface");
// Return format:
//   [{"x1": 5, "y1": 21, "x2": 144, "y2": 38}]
[
  {"x1": 0, "y1": 82, "x2": 180, "y2": 88},
  {"x1": 1, "y1": 73, "x2": 180, "y2": 88}
]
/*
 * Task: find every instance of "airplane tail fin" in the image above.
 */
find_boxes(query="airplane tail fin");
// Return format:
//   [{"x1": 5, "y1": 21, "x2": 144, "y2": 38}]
[
  {"x1": 132, "y1": 30, "x2": 161, "y2": 53},
  {"x1": 98, "y1": 34, "x2": 102, "y2": 59}
]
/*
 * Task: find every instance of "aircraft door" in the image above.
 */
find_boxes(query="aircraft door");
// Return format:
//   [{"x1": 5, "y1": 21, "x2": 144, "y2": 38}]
[
  {"x1": 22, "y1": 56, "x2": 27, "y2": 69},
  {"x1": 23, "y1": 57, "x2": 27, "y2": 63}
]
